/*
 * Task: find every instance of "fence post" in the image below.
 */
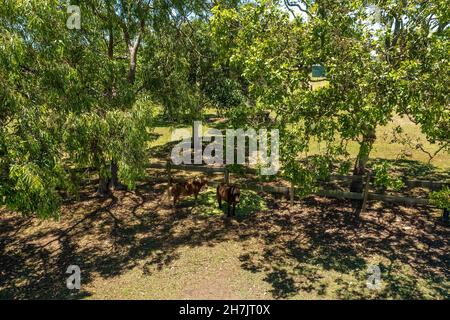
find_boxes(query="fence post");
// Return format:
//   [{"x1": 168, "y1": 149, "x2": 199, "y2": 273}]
[
  {"x1": 290, "y1": 181, "x2": 295, "y2": 207},
  {"x1": 224, "y1": 167, "x2": 230, "y2": 184},
  {"x1": 443, "y1": 208, "x2": 449, "y2": 223},
  {"x1": 360, "y1": 171, "x2": 371, "y2": 214},
  {"x1": 166, "y1": 159, "x2": 172, "y2": 187}
]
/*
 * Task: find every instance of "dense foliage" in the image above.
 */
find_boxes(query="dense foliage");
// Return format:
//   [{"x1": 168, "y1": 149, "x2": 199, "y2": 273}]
[
  {"x1": 212, "y1": 0, "x2": 449, "y2": 193},
  {"x1": 0, "y1": 0, "x2": 448, "y2": 218}
]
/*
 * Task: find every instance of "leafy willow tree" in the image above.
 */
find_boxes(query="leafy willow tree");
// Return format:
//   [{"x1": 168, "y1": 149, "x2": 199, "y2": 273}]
[
  {"x1": 1, "y1": 0, "x2": 243, "y2": 217},
  {"x1": 140, "y1": 1, "x2": 245, "y2": 121},
  {"x1": 140, "y1": 18, "x2": 207, "y2": 121},
  {"x1": 0, "y1": 0, "x2": 216, "y2": 217},
  {"x1": 1, "y1": 1, "x2": 86, "y2": 217}
]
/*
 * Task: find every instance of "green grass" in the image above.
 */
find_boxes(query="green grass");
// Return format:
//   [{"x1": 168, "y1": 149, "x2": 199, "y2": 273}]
[
  {"x1": 149, "y1": 114, "x2": 449, "y2": 174},
  {"x1": 149, "y1": 125, "x2": 217, "y2": 148},
  {"x1": 189, "y1": 188, "x2": 268, "y2": 217},
  {"x1": 304, "y1": 117, "x2": 449, "y2": 182}
]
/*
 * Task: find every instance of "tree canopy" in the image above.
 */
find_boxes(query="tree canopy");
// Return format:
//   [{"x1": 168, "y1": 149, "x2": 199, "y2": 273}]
[{"x1": 0, "y1": 0, "x2": 448, "y2": 218}]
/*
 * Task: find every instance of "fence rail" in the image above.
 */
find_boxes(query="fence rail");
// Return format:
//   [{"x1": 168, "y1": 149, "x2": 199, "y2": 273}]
[
  {"x1": 323, "y1": 174, "x2": 449, "y2": 190},
  {"x1": 145, "y1": 162, "x2": 446, "y2": 207},
  {"x1": 147, "y1": 162, "x2": 449, "y2": 190}
]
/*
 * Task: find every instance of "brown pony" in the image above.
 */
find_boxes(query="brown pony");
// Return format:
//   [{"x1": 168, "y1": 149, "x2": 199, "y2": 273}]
[
  {"x1": 169, "y1": 177, "x2": 208, "y2": 206},
  {"x1": 217, "y1": 182, "x2": 241, "y2": 217}
]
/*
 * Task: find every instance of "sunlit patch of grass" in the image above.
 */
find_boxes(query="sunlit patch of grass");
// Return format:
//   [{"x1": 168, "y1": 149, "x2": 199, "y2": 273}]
[
  {"x1": 302, "y1": 115, "x2": 450, "y2": 171},
  {"x1": 190, "y1": 188, "x2": 267, "y2": 218},
  {"x1": 149, "y1": 125, "x2": 218, "y2": 149},
  {"x1": 149, "y1": 115, "x2": 449, "y2": 171},
  {"x1": 310, "y1": 79, "x2": 329, "y2": 90}
]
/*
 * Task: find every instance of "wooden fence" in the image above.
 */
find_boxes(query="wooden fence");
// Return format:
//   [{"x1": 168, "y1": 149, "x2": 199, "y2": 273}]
[{"x1": 146, "y1": 161, "x2": 449, "y2": 208}]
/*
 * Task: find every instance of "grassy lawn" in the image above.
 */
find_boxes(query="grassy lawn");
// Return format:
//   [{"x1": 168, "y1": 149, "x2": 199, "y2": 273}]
[
  {"x1": 307, "y1": 115, "x2": 449, "y2": 170},
  {"x1": 149, "y1": 114, "x2": 449, "y2": 176}
]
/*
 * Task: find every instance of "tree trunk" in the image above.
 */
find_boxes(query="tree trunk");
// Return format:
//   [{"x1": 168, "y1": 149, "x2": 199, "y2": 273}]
[
  {"x1": 107, "y1": 39, "x2": 140, "y2": 190},
  {"x1": 97, "y1": 176, "x2": 110, "y2": 197},
  {"x1": 443, "y1": 208, "x2": 449, "y2": 223},
  {"x1": 108, "y1": 39, "x2": 140, "y2": 191},
  {"x1": 110, "y1": 160, "x2": 126, "y2": 191},
  {"x1": 107, "y1": 25, "x2": 114, "y2": 98},
  {"x1": 127, "y1": 44, "x2": 139, "y2": 85},
  {"x1": 97, "y1": 26, "x2": 115, "y2": 195},
  {"x1": 127, "y1": 58, "x2": 137, "y2": 84},
  {"x1": 350, "y1": 128, "x2": 376, "y2": 193}
]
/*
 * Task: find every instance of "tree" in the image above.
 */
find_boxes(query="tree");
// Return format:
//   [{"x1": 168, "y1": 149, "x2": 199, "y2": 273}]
[
  {"x1": 1, "y1": 1, "x2": 83, "y2": 217},
  {"x1": 0, "y1": 0, "x2": 235, "y2": 217},
  {"x1": 1, "y1": 0, "x2": 447, "y2": 219},
  {"x1": 0, "y1": 1, "x2": 165, "y2": 215},
  {"x1": 211, "y1": 1, "x2": 356, "y2": 192},
  {"x1": 212, "y1": 0, "x2": 448, "y2": 198}
]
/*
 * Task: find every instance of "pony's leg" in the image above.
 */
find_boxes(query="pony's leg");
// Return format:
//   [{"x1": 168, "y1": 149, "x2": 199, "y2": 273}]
[
  {"x1": 173, "y1": 195, "x2": 178, "y2": 209},
  {"x1": 217, "y1": 193, "x2": 222, "y2": 209},
  {"x1": 227, "y1": 203, "x2": 231, "y2": 217}
]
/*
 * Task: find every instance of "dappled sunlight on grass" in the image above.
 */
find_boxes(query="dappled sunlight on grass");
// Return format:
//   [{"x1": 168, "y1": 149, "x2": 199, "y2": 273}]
[
  {"x1": 306, "y1": 115, "x2": 449, "y2": 170},
  {"x1": 149, "y1": 115, "x2": 449, "y2": 170},
  {"x1": 190, "y1": 188, "x2": 268, "y2": 218},
  {"x1": 1, "y1": 184, "x2": 448, "y2": 299}
]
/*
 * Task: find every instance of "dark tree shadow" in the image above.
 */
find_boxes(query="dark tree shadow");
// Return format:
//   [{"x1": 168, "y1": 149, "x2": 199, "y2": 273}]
[
  {"x1": 0, "y1": 183, "x2": 448, "y2": 299},
  {"x1": 369, "y1": 158, "x2": 449, "y2": 181},
  {"x1": 237, "y1": 197, "x2": 449, "y2": 299}
]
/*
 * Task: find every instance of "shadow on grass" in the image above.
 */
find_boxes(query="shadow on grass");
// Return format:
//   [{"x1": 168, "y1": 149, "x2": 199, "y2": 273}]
[
  {"x1": 369, "y1": 158, "x2": 450, "y2": 181},
  {"x1": 189, "y1": 188, "x2": 267, "y2": 218},
  {"x1": 238, "y1": 197, "x2": 449, "y2": 299},
  {"x1": 0, "y1": 182, "x2": 448, "y2": 299}
]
